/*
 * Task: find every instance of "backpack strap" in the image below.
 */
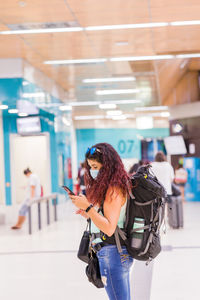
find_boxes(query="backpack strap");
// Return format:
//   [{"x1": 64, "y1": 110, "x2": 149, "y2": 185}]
[
  {"x1": 134, "y1": 199, "x2": 155, "y2": 206},
  {"x1": 132, "y1": 225, "x2": 150, "y2": 232},
  {"x1": 114, "y1": 228, "x2": 122, "y2": 253},
  {"x1": 137, "y1": 199, "x2": 164, "y2": 257},
  {"x1": 138, "y1": 232, "x2": 154, "y2": 257},
  {"x1": 114, "y1": 226, "x2": 127, "y2": 253}
]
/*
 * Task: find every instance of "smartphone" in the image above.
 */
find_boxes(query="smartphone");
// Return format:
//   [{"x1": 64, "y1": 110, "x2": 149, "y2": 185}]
[{"x1": 62, "y1": 185, "x2": 75, "y2": 195}]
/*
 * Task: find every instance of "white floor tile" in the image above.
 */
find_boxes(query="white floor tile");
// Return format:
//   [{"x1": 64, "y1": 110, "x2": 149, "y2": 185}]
[{"x1": 0, "y1": 201, "x2": 199, "y2": 300}]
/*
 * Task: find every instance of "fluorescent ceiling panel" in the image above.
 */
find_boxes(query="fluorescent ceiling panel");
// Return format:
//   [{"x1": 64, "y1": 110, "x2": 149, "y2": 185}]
[
  {"x1": 111, "y1": 99, "x2": 141, "y2": 104},
  {"x1": 96, "y1": 89, "x2": 140, "y2": 95},
  {"x1": 74, "y1": 115, "x2": 104, "y2": 120},
  {"x1": 106, "y1": 110, "x2": 122, "y2": 116},
  {"x1": 135, "y1": 106, "x2": 168, "y2": 111},
  {"x1": 83, "y1": 76, "x2": 136, "y2": 83},
  {"x1": 171, "y1": 20, "x2": 200, "y2": 26},
  {"x1": 0, "y1": 27, "x2": 83, "y2": 34},
  {"x1": 69, "y1": 101, "x2": 101, "y2": 106},
  {"x1": 0, "y1": 105, "x2": 8, "y2": 110},
  {"x1": 2, "y1": 19, "x2": 200, "y2": 36},
  {"x1": 43, "y1": 53, "x2": 200, "y2": 65},
  {"x1": 8, "y1": 109, "x2": 19, "y2": 114},
  {"x1": 110, "y1": 55, "x2": 174, "y2": 62},
  {"x1": 176, "y1": 53, "x2": 200, "y2": 58},
  {"x1": 59, "y1": 105, "x2": 72, "y2": 111},
  {"x1": 44, "y1": 58, "x2": 107, "y2": 65},
  {"x1": 99, "y1": 103, "x2": 117, "y2": 109},
  {"x1": 85, "y1": 22, "x2": 169, "y2": 31},
  {"x1": 22, "y1": 92, "x2": 45, "y2": 98},
  {"x1": 111, "y1": 115, "x2": 127, "y2": 120}
]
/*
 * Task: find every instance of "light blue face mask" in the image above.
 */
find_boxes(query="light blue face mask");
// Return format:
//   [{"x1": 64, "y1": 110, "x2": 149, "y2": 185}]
[{"x1": 90, "y1": 169, "x2": 99, "y2": 179}]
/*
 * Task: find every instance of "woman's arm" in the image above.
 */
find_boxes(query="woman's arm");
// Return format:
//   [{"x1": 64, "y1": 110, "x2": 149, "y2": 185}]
[{"x1": 70, "y1": 187, "x2": 125, "y2": 236}]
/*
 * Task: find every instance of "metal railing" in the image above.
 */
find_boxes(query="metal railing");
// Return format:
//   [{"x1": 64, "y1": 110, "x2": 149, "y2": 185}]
[{"x1": 28, "y1": 193, "x2": 58, "y2": 235}]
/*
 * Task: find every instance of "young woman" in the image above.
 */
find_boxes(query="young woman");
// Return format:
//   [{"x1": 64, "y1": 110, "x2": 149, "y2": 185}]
[{"x1": 70, "y1": 143, "x2": 133, "y2": 300}]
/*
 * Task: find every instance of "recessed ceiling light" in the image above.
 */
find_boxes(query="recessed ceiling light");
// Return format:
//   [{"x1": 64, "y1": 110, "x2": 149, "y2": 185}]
[
  {"x1": 96, "y1": 89, "x2": 140, "y2": 95},
  {"x1": 0, "y1": 105, "x2": 8, "y2": 110},
  {"x1": 109, "y1": 99, "x2": 141, "y2": 104},
  {"x1": 83, "y1": 76, "x2": 135, "y2": 83},
  {"x1": 23, "y1": 92, "x2": 45, "y2": 98},
  {"x1": 22, "y1": 81, "x2": 30, "y2": 86},
  {"x1": 8, "y1": 109, "x2": 19, "y2": 114},
  {"x1": 172, "y1": 123, "x2": 183, "y2": 133},
  {"x1": 160, "y1": 112, "x2": 170, "y2": 117},
  {"x1": 99, "y1": 103, "x2": 117, "y2": 109},
  {"x1": 59, "y1": 105, "x2": 72, "y2": 111},
  {"x1": 18, "y1": 112, "x2": 28, "y2": 117},
  {"x1": 69, "y1": 101, "x2": 101, "y2": 106},
  {"x1": 106, "y1": 110, "x2": 122, "y2": 116},
  {"x1": 74, "y1": 115, "x2": 104, "y2": 120}
]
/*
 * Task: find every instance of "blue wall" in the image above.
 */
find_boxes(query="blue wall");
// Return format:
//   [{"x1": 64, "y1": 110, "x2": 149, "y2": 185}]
[
  {"x1": 0, "y1": 78, "x2": 72, "y2": 205},
  {"x1": 2, "y1": 109, "x2": 59, "y2": 205},
  {"x1": 76, "y1": 128, "x2": 169, "y2": 163}
]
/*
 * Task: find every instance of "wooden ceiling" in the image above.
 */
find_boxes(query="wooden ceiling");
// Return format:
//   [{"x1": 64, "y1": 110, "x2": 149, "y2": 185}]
[{"x1": 0, "y1": 0, "x2": 200, "y2": 111}]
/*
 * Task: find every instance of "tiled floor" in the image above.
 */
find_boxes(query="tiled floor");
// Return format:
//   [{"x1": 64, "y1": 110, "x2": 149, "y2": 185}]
[
  {"x1": 150, "y1": 202, "x2": 200, "y2": 300},
  {"x1": 0, "y1": 201, "x2": 199, "y2": 300}
]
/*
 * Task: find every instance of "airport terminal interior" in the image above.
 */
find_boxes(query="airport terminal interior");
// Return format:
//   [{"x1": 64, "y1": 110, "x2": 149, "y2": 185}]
[{"x1": 0, "y1": 1, "x2": 200, "y2": 299}]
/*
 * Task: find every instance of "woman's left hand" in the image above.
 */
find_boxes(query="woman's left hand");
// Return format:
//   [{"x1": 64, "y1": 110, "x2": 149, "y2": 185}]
[{"x1": 69, "y1": 194, "x2": 90, "y2": 210}]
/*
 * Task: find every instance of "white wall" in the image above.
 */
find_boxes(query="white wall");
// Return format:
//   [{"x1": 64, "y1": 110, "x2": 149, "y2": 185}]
[
  {"x1": 169, "y1": 101, "x2": 200, "y2": 120},
  {"x1": 10, "y1": 134, "x2": 51, "y2": 204},
  {"x1": 0, "y1": 58, "x2": 22, "y2": 78}
]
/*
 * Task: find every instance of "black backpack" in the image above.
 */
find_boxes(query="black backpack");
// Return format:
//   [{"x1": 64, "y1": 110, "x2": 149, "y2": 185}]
[{"x1": 99, "y1": 165, "x2": 167, "y2": 264}]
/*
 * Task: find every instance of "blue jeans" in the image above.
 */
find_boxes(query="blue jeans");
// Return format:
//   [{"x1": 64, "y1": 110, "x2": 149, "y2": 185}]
[{"x1": 97, "y1": 245, "x2": 133, "y2": 300}]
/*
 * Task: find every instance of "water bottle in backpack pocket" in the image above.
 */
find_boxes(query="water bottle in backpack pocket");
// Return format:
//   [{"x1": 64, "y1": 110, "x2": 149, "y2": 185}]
[{"x1": 131, "y1": 217, "x2": 145, "y2": 249}]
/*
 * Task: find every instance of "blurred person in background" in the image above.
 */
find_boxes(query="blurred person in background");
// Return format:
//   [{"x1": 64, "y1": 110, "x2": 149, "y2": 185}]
[
  {"x1": 128, "y1": 160, "x2": 144, "y2": 175},
  {"x1": 151, "y1": 151, "x2": 174, "y2": 198},
  {"x1": 11, "y1": 168, "x2": 41, "y2": 230},
  {"x1": 77, "y1": 162, "x2": 86, "y2": 195},
  {"x1": 174, "y1": 162, "x2": 188, "y2": 202}
]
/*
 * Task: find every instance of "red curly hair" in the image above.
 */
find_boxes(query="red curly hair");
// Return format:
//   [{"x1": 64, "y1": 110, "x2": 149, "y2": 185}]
[{"x1": 84, "y1": 143, "x2": 131, "y2": 206}]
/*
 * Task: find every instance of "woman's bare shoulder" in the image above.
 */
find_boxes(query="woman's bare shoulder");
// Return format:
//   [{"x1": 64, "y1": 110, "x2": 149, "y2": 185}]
[{"x1": 105, "y1": 186, "x2": 126, "y2": 205}]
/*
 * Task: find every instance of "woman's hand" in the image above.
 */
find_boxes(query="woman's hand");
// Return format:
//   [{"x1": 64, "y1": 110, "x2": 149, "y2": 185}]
[
  {"x1": 76, "y1": 209, "x2": 89, "y2": 219},
  {"x1": 69, "y1": 194, "x2": 90, "y2": 210}
]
